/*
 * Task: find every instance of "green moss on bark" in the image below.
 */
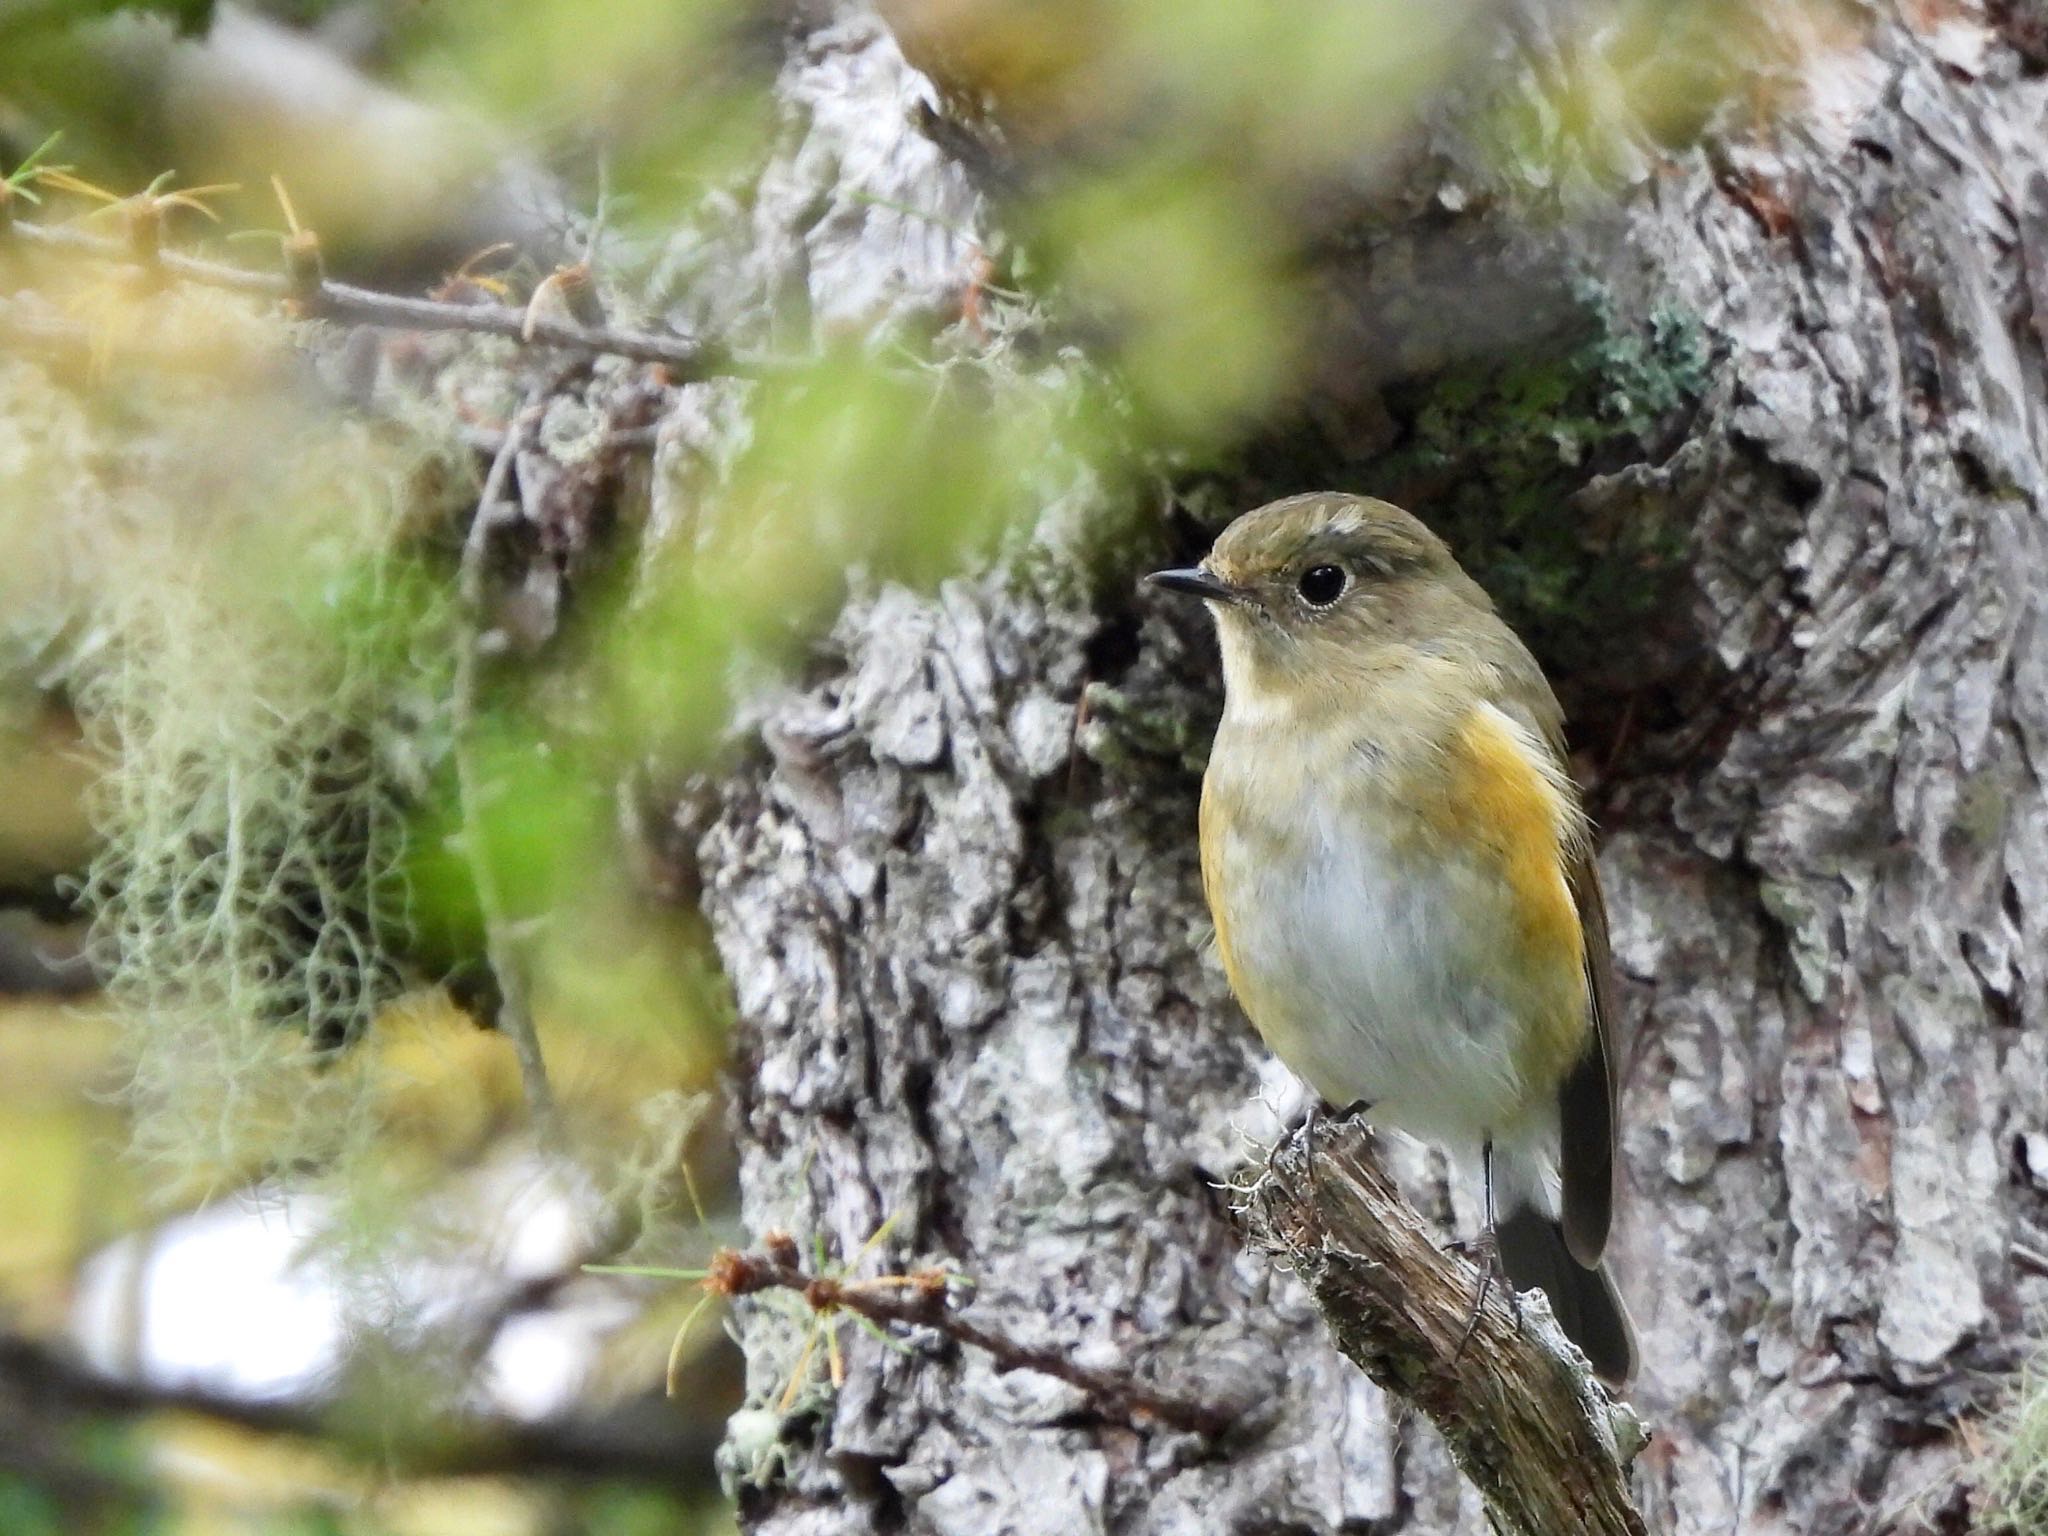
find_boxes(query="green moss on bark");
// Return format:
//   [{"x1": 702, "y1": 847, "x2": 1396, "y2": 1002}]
[
  {"x1": 1384, "y1": 286, "x2": 1703, "y2": 634},
  {"x1": 1367, "y1": 282, "x2": 1711, "y2": 678},
  {"x1": 1193, "y1": 277, "x2": 1713, "y2": 690}
]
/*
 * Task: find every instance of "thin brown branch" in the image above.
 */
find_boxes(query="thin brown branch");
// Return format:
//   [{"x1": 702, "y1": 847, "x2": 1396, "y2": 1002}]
[
  {"x1": 5, "y1": 218, "x2": 738, "y2": 375},
  {"x1": 1239, "y1": 1125, "x2": 1649, "y2": 1536},
  {"x1": 706, "y1": 1240, "x2": 1239, "y2": 1438},
  {"x1": 452, "y1": 392, "x2": 560, "y2": 1137}
]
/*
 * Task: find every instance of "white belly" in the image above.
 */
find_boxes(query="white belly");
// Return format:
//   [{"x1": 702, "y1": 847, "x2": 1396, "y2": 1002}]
[{"x1": 1215, "y1": 795, "x2": 1540, "y2": 1149}]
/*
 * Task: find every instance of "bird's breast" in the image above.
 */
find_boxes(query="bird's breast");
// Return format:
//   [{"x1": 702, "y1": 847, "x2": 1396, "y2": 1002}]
[{"x1": 1199, "y1": 704, "x2": 1585, "y2": 1144}]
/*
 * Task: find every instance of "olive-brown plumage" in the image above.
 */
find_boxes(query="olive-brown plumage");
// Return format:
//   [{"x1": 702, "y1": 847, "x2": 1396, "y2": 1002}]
[{"x1": 1151, "y1": 491, "x2": 1634, "y2": 1383}]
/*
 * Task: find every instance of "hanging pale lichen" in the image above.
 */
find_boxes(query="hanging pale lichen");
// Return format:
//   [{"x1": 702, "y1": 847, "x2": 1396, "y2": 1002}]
[
  {"x1": 23, "y1": 296, "x2": 467, "y2": 1199},
  {"x1": 76, "y1": 535, "x2": 445, "y2": 1193}
]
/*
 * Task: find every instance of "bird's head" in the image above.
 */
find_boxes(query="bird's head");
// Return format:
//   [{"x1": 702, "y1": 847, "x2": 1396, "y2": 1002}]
[{"x1": 1146, "y1": 493, "x2": 1497, "y2": 710}]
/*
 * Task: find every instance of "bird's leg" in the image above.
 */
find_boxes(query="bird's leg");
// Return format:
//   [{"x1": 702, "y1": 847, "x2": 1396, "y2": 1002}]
[
  {"x1": 1485, "y1": 1139, "x2": 1522, "y2": 1327},
  {"x1": 1299, "y1": 1098, "x2": 1326, "y2": 1222},
  {"x1": 1451, "y1": 1137, "x2": 1519, "y2": 1365}
]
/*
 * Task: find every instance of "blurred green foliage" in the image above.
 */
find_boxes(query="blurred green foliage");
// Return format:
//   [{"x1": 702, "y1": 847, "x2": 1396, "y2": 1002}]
[
  {"x1": 0, "y1": 1478, "x2": 69, "y2": 1536},
  {"x1": 607, "y1": 348, "x2": 1116, "y2": 756},
  {"x1": 2, "y1": 0, "x2": 212, "y2": 41}
]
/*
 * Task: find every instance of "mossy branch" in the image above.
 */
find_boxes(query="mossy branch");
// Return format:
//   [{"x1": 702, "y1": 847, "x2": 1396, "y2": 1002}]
[{"x1": 1239, "y1": 1126, "x2": 1649, "y2": 1536}]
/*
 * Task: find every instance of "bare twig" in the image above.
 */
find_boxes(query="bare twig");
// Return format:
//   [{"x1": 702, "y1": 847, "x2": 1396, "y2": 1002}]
[
  {"x1": 5, "y1": 218, "x2": 736, "y2": 375},
  {"x1": 1239, "y1": 1126, "x2": 1649, "y2": 1536},
  {"x1": 703, "y1": 1238, "x2": 1238, "y2": 1437},
  {"x1": 451, "y1": 392, "x2": 560, "y2": 1138}
]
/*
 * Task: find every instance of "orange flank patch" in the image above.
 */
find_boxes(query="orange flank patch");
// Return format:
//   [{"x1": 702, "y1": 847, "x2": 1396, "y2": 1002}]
[{"x1": 1434, "y1": 704, "x2": 1590, "y2": 1091}]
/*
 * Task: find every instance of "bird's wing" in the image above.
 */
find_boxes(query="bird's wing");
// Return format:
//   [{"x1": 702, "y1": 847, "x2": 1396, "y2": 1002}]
[
  {"x1": 1556, "y1": 840, "x2": 1619, "y2": 1265},
  {"x1": 1494, "y1": 677, "x2": 1620, "y2": 1268}
]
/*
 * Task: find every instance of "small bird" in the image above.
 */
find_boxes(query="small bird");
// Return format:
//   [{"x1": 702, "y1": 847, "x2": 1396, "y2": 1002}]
[{"x1": 1148, "y1": 491, "x2": 1636, "y2": 1384}]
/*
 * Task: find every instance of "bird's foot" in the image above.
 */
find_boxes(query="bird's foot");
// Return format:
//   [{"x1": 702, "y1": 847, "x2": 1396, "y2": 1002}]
[
  {"x1": 1448, "y1": 1224, "x2": 1521, "y2": 1365},
  {"x1": 1297, "y1": 1101, "x2": 1327, "y2": 1230}
]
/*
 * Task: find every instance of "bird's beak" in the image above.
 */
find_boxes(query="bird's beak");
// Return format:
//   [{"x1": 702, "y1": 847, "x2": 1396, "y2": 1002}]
[{"x1": 1144, "y1": 567, "x2": 1244, "y2": 605}]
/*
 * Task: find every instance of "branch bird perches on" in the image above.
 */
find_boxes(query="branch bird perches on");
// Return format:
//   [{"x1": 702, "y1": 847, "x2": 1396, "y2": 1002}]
[{"x1": 1240, "y1": 1125, "x2": 1650, "y2": 1536}]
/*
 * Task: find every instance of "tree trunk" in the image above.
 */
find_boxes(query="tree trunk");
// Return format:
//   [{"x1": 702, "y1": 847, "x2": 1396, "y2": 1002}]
[{"x1": 690, "y1": 4, "x2": 2048, "y2": 1531}]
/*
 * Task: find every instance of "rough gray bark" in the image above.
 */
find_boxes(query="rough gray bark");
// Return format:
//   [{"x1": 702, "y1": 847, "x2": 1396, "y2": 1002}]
[{"x1": 674, "y1": 3, "x2": 2048, "y2": 1532}]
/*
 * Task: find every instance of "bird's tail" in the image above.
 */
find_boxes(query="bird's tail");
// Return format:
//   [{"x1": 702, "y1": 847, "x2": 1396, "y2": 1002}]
[{"x1": 1497, "y1": 1203, "x2": 1637, "y2": 1386}]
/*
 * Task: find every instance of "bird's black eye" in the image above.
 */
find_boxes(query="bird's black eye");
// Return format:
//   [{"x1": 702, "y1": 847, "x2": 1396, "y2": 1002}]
[{"x1": 1297, "y1": 563, "x2": 1348, "y2": 607}]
